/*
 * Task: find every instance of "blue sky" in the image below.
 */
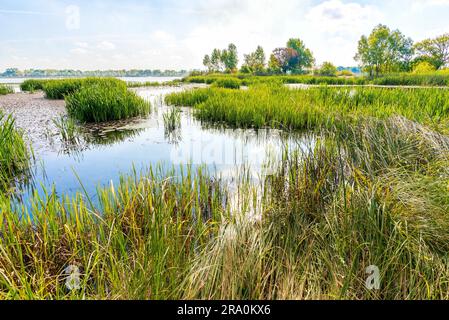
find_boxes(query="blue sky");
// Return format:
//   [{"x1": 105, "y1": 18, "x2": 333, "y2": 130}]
[{"x1": 1, "y1": 0, "x2": 449, "y2": 70}]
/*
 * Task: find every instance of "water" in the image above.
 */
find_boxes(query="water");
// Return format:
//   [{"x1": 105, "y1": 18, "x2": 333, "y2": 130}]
[
  {"x1": 16, "y1": 86, "x2": 312, "y2": 205},
  {"x1": 0, "y1": 76, "x2": 181, "y2": 85}
]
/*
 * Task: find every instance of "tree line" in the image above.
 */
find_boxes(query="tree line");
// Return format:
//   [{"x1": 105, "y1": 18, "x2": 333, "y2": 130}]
[
  {"x1": 202, "y1": 24, "x2": 449, "y2": 77},
  {"x1": 0, "y1": 69, "x2": 189, "y2": 78}
]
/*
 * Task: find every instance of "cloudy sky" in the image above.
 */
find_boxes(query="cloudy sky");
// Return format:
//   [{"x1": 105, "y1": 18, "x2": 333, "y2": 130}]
[{"x1": 1, "y1": 0, "x2": 449, "y2": 71}]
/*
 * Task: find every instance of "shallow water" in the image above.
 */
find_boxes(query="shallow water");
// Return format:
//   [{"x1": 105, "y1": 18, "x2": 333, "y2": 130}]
[{"x1": 15, "y1": 86, "x2": 312, "y2": 205}]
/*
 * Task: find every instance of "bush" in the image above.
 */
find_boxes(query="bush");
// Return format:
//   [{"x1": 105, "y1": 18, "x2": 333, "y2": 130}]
[
  {"x1": 315, "y1": 62, "x2": 338, "y2": 77},
  {"x1": 413, "y1": 62, "x2": 437, "y2": 74},
  {"x1": 20, "y1": 79, "x2": 48, "y2": 92},
  {"x1": 65, "y1": 80, "x2": 151, "y2": 122}
]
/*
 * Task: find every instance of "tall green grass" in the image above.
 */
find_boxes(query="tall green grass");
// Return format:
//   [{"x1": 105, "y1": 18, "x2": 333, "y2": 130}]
[
  {"x1": 0, "y1": 165, "x2": 228, "y2": 299},
  {"x1": 0, "y1": 113, "x2": 31, "y2": 191},
  {"x1": 0, "y1": 85, "x2": 13, "y2": 95},
  {"x1": 65, "y1": 80, "x2": 151, "y2": 122},
  {"x1": 20, "y1": 79, "x2": 49, "y2": 92},
  {"x1": 1, "y1": 117, "x2": 449, "y2": 299},
  {"x1": 166, "y1": 85, "x2": 449, "y2": 132}
]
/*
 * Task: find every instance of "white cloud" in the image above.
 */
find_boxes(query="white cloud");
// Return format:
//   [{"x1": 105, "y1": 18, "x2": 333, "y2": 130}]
[
  {"x1": 306, "y1": 0, "x2": 383, "y2": 36},
  {"x1": 70, "y1": 48, "x2": 88, "y2": 55},
  {"x1": 97, "y1": 41, "x2": 116, "y2": 51}
]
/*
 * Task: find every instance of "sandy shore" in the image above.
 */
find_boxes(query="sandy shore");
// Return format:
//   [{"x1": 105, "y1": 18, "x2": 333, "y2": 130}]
[{"x1": 0, "y1": 92, "x2": 66, "y2": 153}]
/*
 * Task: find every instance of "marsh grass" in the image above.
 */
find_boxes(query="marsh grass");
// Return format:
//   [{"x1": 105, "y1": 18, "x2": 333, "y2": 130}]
[
  {"x1": 65, "y1": 80, "x2": 151, "y2": 122},
  {"x1": 53, "y1": 116, "x2": 82, "y2": 145},
  {"x1": 166, "y1": 85, "x2": 449, "y2": 133},
  {"x1": 20, "y1": 79, "x2": 49, "y2": 92},
  {"x1": 0, "y1": 84, "x2": 14, "y2": 95},
  {"x1": 0, "y1": 113, "x2": 32, "y2": 192},
  {"x1": 0, "y1": 165, "x2": 229, "y2": 299}
]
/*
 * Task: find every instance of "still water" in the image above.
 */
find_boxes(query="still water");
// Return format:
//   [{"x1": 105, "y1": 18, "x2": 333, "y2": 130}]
[{"x1": 17, "y1": 86, "x2": 312, "y2": 205}]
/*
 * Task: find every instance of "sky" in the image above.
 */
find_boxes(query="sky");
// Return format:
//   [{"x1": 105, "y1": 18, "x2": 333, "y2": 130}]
[{"x1": 1, "y1": 0, "x2": 449, "y2": 71}]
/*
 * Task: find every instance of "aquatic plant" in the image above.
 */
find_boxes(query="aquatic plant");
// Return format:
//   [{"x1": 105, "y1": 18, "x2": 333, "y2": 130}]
[
  {"x1": 0, "y1": 113, "x2": 31, "y2": 191},
  {"x1": 212, "y1": 78, "x2": 241, "y2": 89},
  {"x1": 0, "y1": 84, "x2": 13, "y2": 95},
  {"x1": 166, "y1": 85, "x2": 449, "y2": 132},
  {"x1": 163, "y1": 106, "x2": 181, "y2": 132},
  {"x1": 65, "y1": 80, "x2": 151, "y2": 122},
  {"x1": 20, "y1": 79, "x2": 49, "y2": 92}
]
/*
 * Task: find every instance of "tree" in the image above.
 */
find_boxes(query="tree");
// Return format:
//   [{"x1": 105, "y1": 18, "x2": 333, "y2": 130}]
[
  {"x1": 415, "y1": 34, "x2": 449, "y2": 70},
  {"x1": 286, "y1": 38, "x2": 315, "y2": 73},
  {"x1": 354, "y1": 24, "x2": 414, "y2": 77},
  {"x1": 272, "y1": 47, "x2": 299, "y2": 73},
  {"x1": 203, "y1": 55, "x2": 212, "y2": 72},
  {"x1": 210, "y1": 49, "x2": 223, "y2": 72},
  {"x1": 241, "y1": 45, "x2": 266, "y2": 73},
  {"x1": 268, "y1": 54, "x2": 281, "y2": 74},
  {"x1": 316, "y1": 62, "x2": 337, "y2": 76},
  {"x1": 221, "y1": 43, "x2": 238, "y2": 73}
]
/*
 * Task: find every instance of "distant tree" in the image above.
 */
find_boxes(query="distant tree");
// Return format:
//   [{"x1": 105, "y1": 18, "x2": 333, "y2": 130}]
[
  {"x1": 269, "y1": 38, "x2": 314, "y2": 74},
  {"x1": 415, "y1": 33, "x2": 449, "y2": 70},
  {"x1": 267, "y1": 54, "x2": 282, "y2": 74},
  {"x1": 241, "y1": 45, "x2": 266, "y2": 73},
  {"x1": 210, "y1": 49, "x2": 223, "y2": 72},
  {"x1": 316, "y1": 61, "x2": 337, "y2": 76},
  {"x1": 221, "y1": 43, "x2": 238, "y2": 73},
  {"x1": 286, "y1": 38, "x2": 315, "y2": 73},
  {"x1": 203, "y1": 55, "x2": 213, "y2": 72},
  {"x1": 354, "y1": 24, "x2": 414, "y2": 77}
]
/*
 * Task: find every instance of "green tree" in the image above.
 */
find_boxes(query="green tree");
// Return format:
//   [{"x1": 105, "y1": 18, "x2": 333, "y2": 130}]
[
  {"x1": 286, "y1": 38, "x2": 315, "y2": 73},
  {"x1": 354, "y1": 24, "x2": 414, "y2": 77},
  {"x1": 316, "y1": 61, "x2": 337, "y2": 76},
  {"x1": 210, "y1": 49, "x2": 223, "y2": 72},
  {"x1": 415, "y1": 33, "x2": 449, "y2": 70},
  {"x1": 412, "y1": 61, "x2": 436, "y2": 74},
  {"x1": 221, "y1": 43, "x2": 239, "y2": 73},
  {"x1": 267, "y1": 54, "x2": 282, "y2": 74},
  {"x1": 203, "y1": 55, "x2": 212, "y2": 72},
  {"x1": 242, "y1": 45, "x2": 266, "y2": 73}
]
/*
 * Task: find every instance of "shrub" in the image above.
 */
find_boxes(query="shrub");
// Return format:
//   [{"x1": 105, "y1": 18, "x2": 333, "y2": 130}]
[
  {"x1": 315, "y1": 62, "x2": 338, "y2": 77},
  {"x1": 413, "y1": 62, "x2": 437, "y2": 74},
  {"x1": 65, "y1": 80, "x2": 151, "y2": 122}
]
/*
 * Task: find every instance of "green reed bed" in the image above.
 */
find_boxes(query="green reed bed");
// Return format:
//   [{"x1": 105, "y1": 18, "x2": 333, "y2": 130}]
[
  {"x1": 373, "y1": 72, "x2": 449, "y2": 87},
  {"x1": 0, "y1": 84, "x2": 14, "y2": 95},
  {"x1": 0, "y1": 165, "x2": 230, "y2": 299},
  {"x1": 20, "y1": 79, "x2": 49, "y2": 92},
  {"x1": 65, "y1": 79, "x2": 150, "y2": 123},
  {"x1": 0, "y1": 113, "x2": 31, "y2": 192},
  {"x1": 183, "y1": 117, "x2": 449, "y2": 299},
  {"x1": 165, "y1": 85, "x2": 449, "y2": 132},
  {"x1": 2, "y1": 116, "x2": 449, "y2": 299}
]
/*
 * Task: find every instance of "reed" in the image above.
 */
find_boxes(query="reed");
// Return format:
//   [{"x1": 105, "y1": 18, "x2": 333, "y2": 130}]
[
  {"x1": 0, "y1": 84, "x2": 13, "y2": 95},
  {"x1": 20, "y1": 79, "x2": 49, "y2": 92},
  {"x1": 0, "y1": 113, "x2": 31, "y2": 192},
  {"x1": 65, "y1": 80, "x2": 151, "y2": 123},
  {"x1": 166, "y1": 85, "x2": 449, "y2": 132}
]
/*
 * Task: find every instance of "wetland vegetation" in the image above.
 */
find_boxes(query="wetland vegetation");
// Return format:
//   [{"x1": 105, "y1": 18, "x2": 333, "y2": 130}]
[{"x1": 1, "y1": 22, "x2": 449, "y2": 300}]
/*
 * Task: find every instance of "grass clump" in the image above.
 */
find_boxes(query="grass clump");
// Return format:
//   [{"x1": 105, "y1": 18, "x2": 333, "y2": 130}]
[
  {"x1": 212, "y1": 78, "x2": 241, "y2": 89},
  {"x1": 65, "y1": 79, "x2": 150, "y2": 122},
  {"x1": 166, "y1": 85, "x2": 449, "y2": 132},
  {"x1": 0, "y1": 113, "x2": 31, "y2": 191},
  {"x1": 0, "y1": 166, "x2": 228, "y2": 299},
  {"x1": 20, "y1": 79, "x2": 48, "y2": 92},
  {"x1": 0, "y1": 85, "x2": 13, "y2": 95}
]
